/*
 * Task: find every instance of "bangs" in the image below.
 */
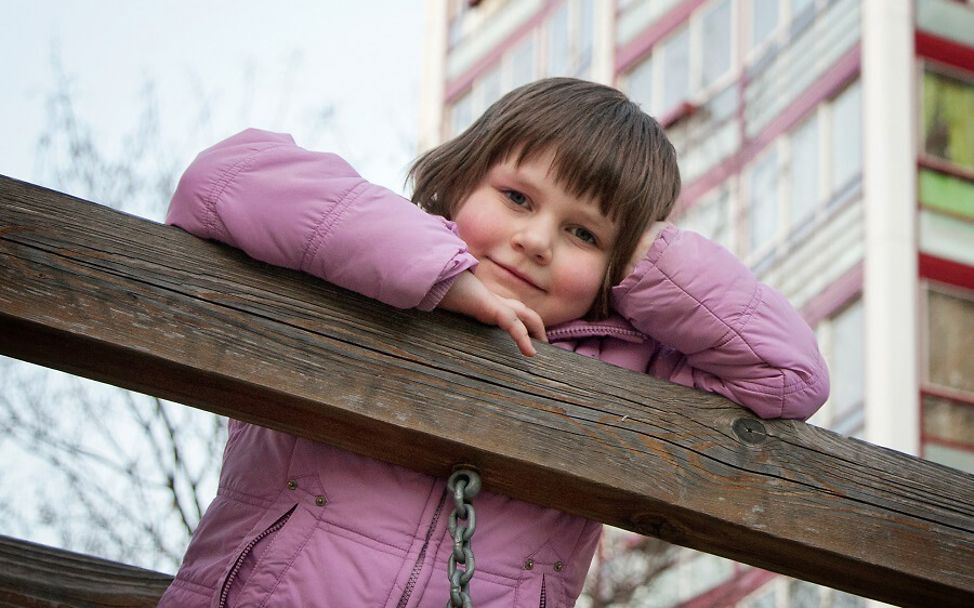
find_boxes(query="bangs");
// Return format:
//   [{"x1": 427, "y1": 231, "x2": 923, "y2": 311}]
[
  {"x1": 493, "y1": 94, "x2": 666, "y2": 228},
  {"x1": 513, "y1": 130, "x2": 655, "y2": 226}
]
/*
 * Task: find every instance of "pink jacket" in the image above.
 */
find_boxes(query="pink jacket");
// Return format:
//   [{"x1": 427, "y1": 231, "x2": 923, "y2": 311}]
[{"x1": 159, "y1": 129, "x2": 828, "y2": 608}]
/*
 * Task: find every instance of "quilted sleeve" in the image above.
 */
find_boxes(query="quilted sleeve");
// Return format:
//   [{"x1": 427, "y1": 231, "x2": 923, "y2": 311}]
[
  {"x1": 166, "y1": 129, "x2": 476, "y2": 310},
  {"x1": 611, "y1": 226, "x2": 829, "y2": 419}
]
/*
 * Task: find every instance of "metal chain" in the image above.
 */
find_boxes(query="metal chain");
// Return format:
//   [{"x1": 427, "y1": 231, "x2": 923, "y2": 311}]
[{"x1": 446, "y1": 467, "x2": 481, "y2": 608}]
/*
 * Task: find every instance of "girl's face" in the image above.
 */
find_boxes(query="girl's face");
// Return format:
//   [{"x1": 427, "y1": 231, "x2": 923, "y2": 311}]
[{"x1": 453, "y1": 151, "x2": 618, "y2": 327}]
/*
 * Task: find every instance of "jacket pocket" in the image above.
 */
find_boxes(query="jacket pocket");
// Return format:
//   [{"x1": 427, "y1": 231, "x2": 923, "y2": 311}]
[
  {"x1": 513, "y1": 570, "x2": 569, "y2": 608},
  {"x1": 217, "y1": 504, "x2": 297, "y2": 608}
]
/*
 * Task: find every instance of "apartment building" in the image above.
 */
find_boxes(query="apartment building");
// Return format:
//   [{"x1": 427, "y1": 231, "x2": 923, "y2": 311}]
[{"x1": 420, "y1": 1, "x2": 974, "y2": 605}]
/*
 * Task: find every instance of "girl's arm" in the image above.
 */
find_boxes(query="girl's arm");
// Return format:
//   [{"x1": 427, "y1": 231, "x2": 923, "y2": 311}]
[
  {"x1": 611, "y1": 225, "x2": 829, "y2": 420},
  {"x1": 167, "y1": 128, "x2": 473, "y2": 310},
  {"x1": 167, "y1": 129, "x2": 544, "y2": 354}
]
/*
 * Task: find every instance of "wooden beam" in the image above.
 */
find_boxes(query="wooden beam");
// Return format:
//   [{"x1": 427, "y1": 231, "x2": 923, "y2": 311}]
[
  {"x1": 0, "y1": 534, "x2": 170, "y2": 607},
  {"x1": 1, "y1": 175, "x2": 972, "y2": 606}
]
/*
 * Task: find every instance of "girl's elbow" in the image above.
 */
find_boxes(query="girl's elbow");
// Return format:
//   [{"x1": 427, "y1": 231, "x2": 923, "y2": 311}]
[
  {"x1": 781, "y1": 365, "x2": 830, "y2": 420},
  {"x1": 166, "y1": 154, "x2": 218, "y2": 235}
]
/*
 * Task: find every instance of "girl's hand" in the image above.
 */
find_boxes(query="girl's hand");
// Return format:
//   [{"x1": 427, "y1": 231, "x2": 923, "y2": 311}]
[
  {"x1": 622, "y1": 221, "x2": 672, "y2": 279},
  {"x1": 439, "y1": 272, "x2": 547, "y2": 357}
]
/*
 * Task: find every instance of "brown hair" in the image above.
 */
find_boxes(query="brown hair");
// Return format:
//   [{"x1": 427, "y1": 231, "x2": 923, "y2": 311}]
[{"x1": 408, "y1": 77, "x2": 681, "y2": 319}]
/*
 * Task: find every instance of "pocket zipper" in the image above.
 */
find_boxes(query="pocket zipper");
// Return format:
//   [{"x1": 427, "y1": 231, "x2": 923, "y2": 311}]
[
  {"x1": 218, "y1": 505, "x2": 297, "y2": 608},
  {"x1": 395, "y1": 486, "x2": 449, "y2": 608}
]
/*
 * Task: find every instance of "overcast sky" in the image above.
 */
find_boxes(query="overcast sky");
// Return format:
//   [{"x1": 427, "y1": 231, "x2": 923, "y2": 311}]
[{"x1": 1, "y1": 0, "x2": 426, "y2": 202}]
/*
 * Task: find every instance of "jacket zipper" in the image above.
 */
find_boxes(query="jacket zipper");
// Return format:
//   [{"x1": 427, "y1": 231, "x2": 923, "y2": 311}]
[
  {"x1": 218, "y1": 505, "x2": 297, "y2": 608},
  {"x1": 396, "y1": 486, "x2": 449, "y2": 608},
  {"x1": 539, "y1": 575, "x2": 547, "y2": 608}
]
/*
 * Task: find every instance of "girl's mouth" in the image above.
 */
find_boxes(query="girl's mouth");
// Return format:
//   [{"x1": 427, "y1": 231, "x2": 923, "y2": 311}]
[{"x1": 489, "y1": 259, "x2": 545, "y2": 292}]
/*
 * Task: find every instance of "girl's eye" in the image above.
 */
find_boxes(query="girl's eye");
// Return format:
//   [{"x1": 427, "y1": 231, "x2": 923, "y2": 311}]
[
  {"x1": 571, "y1": 227, "x2": 598, "y2": 245},
  {"x1": 505, "y1": 190, "x2": 529, "y2": 206}
]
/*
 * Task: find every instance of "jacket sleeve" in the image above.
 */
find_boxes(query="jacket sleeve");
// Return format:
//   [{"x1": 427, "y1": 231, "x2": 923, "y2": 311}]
[
  {"x1": 611, "y1": 225, "x2": 829, "y2": 420},
  {"x1": 166, "y1": 129, "x2": 477, "y2": 310}
]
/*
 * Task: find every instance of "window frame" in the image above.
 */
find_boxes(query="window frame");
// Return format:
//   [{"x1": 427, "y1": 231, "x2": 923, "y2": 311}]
[
  {"x1": 919, "y1": 61, "x2": 974, "y2": 175},
  {"x1": 743, "y1": 144, "x2": 783, "y2": 259}
]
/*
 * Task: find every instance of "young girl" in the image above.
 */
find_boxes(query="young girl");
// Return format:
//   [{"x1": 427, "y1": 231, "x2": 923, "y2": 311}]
[{"x1": 159, "y1": 78, "x2": 828, "y2": 607}]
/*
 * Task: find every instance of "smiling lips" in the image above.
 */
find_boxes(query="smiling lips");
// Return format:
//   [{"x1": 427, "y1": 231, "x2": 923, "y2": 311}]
[{"x1": 489, "y1": 259, "x2": 545, "y2": 292}]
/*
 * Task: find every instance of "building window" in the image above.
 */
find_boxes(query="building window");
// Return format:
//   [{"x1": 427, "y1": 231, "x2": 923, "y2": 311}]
[
  {"x1": 626, "y1": 54, "x2": 655, "y2": 113},
  {"x1": 510, "y1": 35, "x2": 536, "y2": 89},
  {"x1": 922, "y1": 66, "x2": 974, "y2": 173},
  {"x1": 924, "y1": 440, "x2": 974, "y2": 474},
  {"x1": 830, "y1": 298, "x2": 864, "y2": 422},
  {"x1": 811, "y1": 298, "x2": 865, "y2": 437},
  {"x1": 577, "y1": 0, "x2": 594, "y2": 76},
  {"x1": 923, "y1": 394, "x2": 974, "y2": 474},
  {"x1": 927, "y1": 288, "x2": 974, "y2": 395},
  {"x1": 746, "y1": 148, "x2": 780, "y2": 254},
  {"x1": 547, "y1": 2, "x2": 571, "y2": 76},
  {"x1": 789, "y1": 580, "x2": 822, "y2": 607},
  {"x1": 789, "y1": 0, "x2": 815, "y2": 20},
  {"x1": 661, "y1": 26, "x2": 691, "y2": 113},
  {"x1": 789, "y1": 114, "x2": 820, "y2": 229},
  {"x1": 916, "y1": 0, "x2": 974, "y2": 50},
  {"x1": 787, "y1": 0, "x2": 817, "y2": 35},
  {"x1": 749, "y1": 0, "x2": 781, "y2": 51},
  {"x1": 701, "y1": 0, "x2": 733, "y2": 90},
  {"x1": 920, "y1": 169, "x2": 974, "y2": 220},
  {"x1": 478, "y1": 64, "x2": 502, "y2": 110},
  {"x1": 924, "y1": 396, "x2": 974, "y2": 446},
  {"x1": 450, "y1": 91, "x2": 473, "y2": 137},
  {"x1": 828, "y1": 80, "x2": 862, "y2": 197},
  {"x1": 676, "y1": 184, "x2": 734, "y2": 252},
  {"x1": 741, "y1": 587, "x2": 777, "y2": 608},
  {"x1": 635, "y1": 550, "x2": 737, "y2": 605},
  {"x1": 544, "y1": 0, "x2": 596, "y2": 79},
  {"x1": 447, "y1": 0, "x2": 474, "y2": 48},
  {"x1": 621, "y1": 0, "x2": 737, "y2": 117},
  {"x1": 923, "y1": 285, "x2": 974, "y2": 473},
  {"x1": 831, "y1": 590, "x2": 868, "y2": 608},
  {"x1": 737, "y1": 78, "x2": 863, "y2": 251}
]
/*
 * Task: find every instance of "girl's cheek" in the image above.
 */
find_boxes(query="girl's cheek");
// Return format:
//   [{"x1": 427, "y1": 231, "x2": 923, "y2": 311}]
[{"x1": 563, "y1": 258, "x2": 606, "y2": 298}]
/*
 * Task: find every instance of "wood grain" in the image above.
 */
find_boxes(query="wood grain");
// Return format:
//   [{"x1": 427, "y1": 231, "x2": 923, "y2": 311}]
[
  {"x1": 0, "y1": 535, "x2": 170, "y2": 607},
  {"x1": 1, "y1": 175, "x2": 973, "y2": 607}
]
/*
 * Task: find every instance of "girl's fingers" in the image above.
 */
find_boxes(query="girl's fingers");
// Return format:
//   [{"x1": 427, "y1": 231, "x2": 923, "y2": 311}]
[
  {"x1": 514, "y1": 323, "x2": 537, "y2": 357},
  {"x1": 516, "y1": 303, "x2": 547, "y2": 343},
  {"x1": 441, "y1": 276, "x2": 544, "y2": 357},
  {"x1": 497, "y1": 298, "x2": 546, "y2": 356},
  {"x1": 496, "y1": 307, "x2": 536, "y2": 357}
]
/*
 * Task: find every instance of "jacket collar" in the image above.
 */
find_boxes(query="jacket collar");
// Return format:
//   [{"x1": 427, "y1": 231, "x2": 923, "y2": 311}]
[{"x1": 545, "y1": 313, "x2": 647, "y2": 344}]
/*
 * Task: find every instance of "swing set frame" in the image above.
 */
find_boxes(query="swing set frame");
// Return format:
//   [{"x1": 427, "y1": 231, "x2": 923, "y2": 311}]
[{"x1": 1, "y1": 175, "x2": 972, "y2": 607}]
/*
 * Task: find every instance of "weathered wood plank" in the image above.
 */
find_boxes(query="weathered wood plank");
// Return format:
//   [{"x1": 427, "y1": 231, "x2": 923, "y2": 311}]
[
  {"x1": 1, "y1": 175, "x2": 973, "y2": 607},
  {"x1": 0, "y1": 535, "x2": 170, "y2": 607}
]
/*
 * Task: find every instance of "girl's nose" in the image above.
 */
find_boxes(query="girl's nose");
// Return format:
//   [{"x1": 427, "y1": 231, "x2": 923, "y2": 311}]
[{"x1": 511, "y1": 224, "x2": 552, "y2": 264}]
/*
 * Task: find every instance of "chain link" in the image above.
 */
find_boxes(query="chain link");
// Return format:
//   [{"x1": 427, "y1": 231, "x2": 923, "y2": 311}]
[{"x1": 446, "y1": 467, "x2": 481, "y2": 608}]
